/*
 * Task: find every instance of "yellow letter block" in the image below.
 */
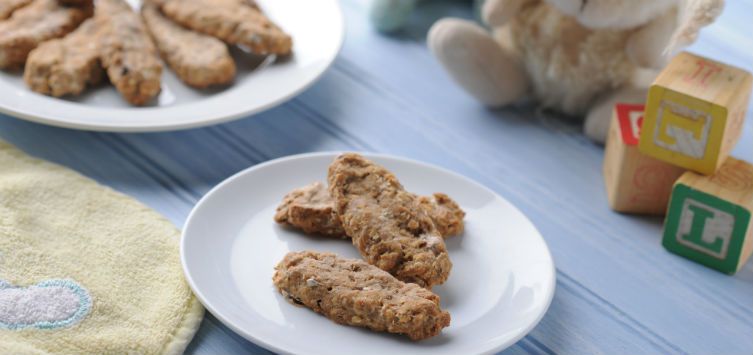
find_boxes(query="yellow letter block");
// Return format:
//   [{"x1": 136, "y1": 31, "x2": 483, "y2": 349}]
[
  {"x1": 604, "y1": 103, "x2": 685, "y2": 214},
  {"x1": 639, "y1": 52, "x2": 753, "y2": 175}
]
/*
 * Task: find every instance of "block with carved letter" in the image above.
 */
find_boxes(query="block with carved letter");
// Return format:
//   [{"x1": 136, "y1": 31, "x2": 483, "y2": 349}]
[
  {"x1": 639, "y1": 52, "x2": 753, "y2": 175},
  {"x1": 603, "y1": 103, "x2": 685, "y2": 214},
  {"x1": 662, "y1": 158, "x2": 753, "y2": 274}
]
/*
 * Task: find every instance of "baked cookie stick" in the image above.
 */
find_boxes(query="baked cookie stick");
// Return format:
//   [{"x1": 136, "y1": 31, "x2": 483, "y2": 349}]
[
  {"x1": 96, "y1": 0, "x2": 162, "y2": 105},
  {"x1": 0, "y1": 0, "x2": 31, "y2": 19},
  {"x1": 275, "y1": 182, "x2": 465, "y2": 238},
  {"x1": 417, "y1": 193, "x2": 465, "y2": 237},
  {"x1": 328, "y1": 153, "x2": 453, "y2": 288},
  {"x1": 160, "y1": 0, "x2": 292, "y2": 55},
  {"x1": 0, "y1": 0, "x2": 91, "y2": 68},
  {"x1": 24, "y1": 19, "x2": 102, "y2": 96},
  {"x1": 141, "y1": 4, "x2": 234, "y2": 88},
  {"x1": 275, "y1": 182, "x2": 347, "y2": 238},
  {"x1": 273, "y1": 251, "x2": 451, "y2": 341}
]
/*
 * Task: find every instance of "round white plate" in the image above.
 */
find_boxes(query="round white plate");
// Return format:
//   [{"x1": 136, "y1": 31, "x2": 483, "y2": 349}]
[
  {"x1": 182, "y1": 152, "x2": 556, "y2": 355},
  {"x1": 0, "y1": 0, "x2": 343, "y2": 132}
]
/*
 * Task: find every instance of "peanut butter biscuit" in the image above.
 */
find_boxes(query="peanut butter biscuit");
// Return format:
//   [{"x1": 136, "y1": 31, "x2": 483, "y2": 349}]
[
  {"x1": 141, "y1": 4, "x2": 235, "y2": 88},
  {"x1": 328, "y1": 153, "x2": 453, "y2": 288},
  {"x1": 160, "y1": 0, "x2": 292, "y2": 55},
  {"x1": 96, "y1": 0, "x2": 162, "y2": 105},
  {"x1": 275, "y1": 182, "x2": 465, "y2": 238},
  {"x1": 24, "y1": 19, "x2": 102, "y2": 96},
  {"x1": 273, "y1": 251, "x2": 451, "y2": 341},
  {"x1": 0, "y1": 0, "x2": 91, "y2": 69}
]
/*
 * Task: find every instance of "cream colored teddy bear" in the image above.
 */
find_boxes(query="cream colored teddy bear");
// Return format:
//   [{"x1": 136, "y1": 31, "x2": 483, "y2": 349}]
[{"x1": 428, "y1": 0, "x2": 724, "y2": 143}]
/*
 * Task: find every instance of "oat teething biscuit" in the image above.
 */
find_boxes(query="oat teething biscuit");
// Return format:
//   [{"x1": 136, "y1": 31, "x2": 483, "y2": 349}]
[
  {"x1": 24, "y1": 19, "x2": 102, "y2": 96},
  {"x1": 0, "y1": 0, "x2": 91, "y2": 68},
  {"x1": 276, "y1": 182, "x2": 465, "y2": 239},
  {"x1": 328, "y1": 153, "x2": 453, "y2": 288},
  {"x1": 161, "y1": 0, "x2": 292, "y2": 55},
  {"x1": 273, "y1": 251, "x2": 451, "y2": 340},
  {"x1": 96, "y1": 0, "x2": 162, "y2": 105},
  {"x1": 141, "y1": 4, "x2": 235, "y2": 88}
]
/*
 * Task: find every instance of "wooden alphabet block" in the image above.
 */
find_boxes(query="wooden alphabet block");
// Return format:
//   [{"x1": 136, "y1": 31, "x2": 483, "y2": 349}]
[
  {"x1": 603, "y1": 104, "x2": 685, "y2": 214},
  {"x1": 662, "y1": 158, "x2": 753, "y2": 274},
  {"x1": 639, "y1": 52, "x2": 753, "y2": 175}
]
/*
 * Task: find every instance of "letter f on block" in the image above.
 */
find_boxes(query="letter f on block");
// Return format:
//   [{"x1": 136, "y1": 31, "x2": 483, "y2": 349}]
[{"x1": 657, "y1": 108, "x2": 707, "y2": 146}]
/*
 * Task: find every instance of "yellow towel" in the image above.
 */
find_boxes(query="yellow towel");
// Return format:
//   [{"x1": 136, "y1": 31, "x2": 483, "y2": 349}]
[{"x1": 0, "y1": 140, "x2": 203, "y2": 354}]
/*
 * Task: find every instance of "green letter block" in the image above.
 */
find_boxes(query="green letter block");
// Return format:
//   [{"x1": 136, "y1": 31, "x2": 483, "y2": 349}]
[{"x1": 663, "y1": 184, "x2": 751, "y2": 274}]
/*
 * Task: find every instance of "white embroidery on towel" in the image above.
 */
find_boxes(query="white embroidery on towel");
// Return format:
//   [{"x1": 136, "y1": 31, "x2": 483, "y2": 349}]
[{"x1": 0, "y1": 279, "x2": 91, "y2": 330}]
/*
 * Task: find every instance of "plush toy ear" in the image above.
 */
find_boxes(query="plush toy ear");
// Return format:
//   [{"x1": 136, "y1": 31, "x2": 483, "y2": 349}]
[{"x1": 666, "y1": 0, "x2": 725, "y2": 53}]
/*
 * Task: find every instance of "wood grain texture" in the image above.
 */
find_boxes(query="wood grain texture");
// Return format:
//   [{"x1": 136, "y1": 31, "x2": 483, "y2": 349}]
[
  {"x1": 0, "y1": 0, "x2": 751, "y2": 353},
  {"x1": 679, "y1": 158, "x2": 753, "y2": 210},
  {"x1": 603, "y1": 104, "x2": 685, "y2": 215}
]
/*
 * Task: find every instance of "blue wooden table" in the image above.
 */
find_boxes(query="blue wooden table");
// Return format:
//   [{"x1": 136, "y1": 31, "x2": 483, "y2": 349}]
[{"x1": 1, "y1": 0, "x2": 752, "y2": 353}]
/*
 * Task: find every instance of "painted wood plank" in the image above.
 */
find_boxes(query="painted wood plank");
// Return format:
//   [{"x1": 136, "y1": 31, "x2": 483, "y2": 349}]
[{"x1": 0, "y1": 0, "x2": 751, "y2": 353}]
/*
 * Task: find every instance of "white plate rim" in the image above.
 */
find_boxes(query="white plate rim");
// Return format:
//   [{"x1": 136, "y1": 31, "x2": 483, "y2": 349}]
[
  {"x1": 0, "y1": 1, "x2": 344, "y2": 132},
  {"x1": 181, "y1": 152, "x2": 557, "y2": 355}
]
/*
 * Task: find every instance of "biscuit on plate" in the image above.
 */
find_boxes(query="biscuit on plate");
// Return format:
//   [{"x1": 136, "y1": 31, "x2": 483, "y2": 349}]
[
  {"x1": 24, "y1": 19, "x2": 102, "y2": 97},
  {"x1": 273, "y1": 251, "x2": 451, "y2": 341},
  {"x1": 141, "y1": 4, "x2": 235, "y2": 88},
  {"x1": 275, "y1": 182, "x2": 465, "y2": 238},
  {"x1": 96, "y1": 0, "x2": 162, "y2": 105},
  {"x1": 328, "y1": 153, "x2": 453, "y2": 288},
  {"x1": 160, "y1": 0, "x2": 292, "y2": 55},
  {"x1": 275, "y1": 181, "x2": 347, "y2": 238},
  {"x1": 417, "y1": 192, "x2": 465, "y2": 237},
  {"x1": 0, "y1": 0, "x2": 91, "y2": 69}
]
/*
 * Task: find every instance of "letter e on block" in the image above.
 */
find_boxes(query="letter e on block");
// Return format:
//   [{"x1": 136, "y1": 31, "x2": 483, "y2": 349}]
[
  {"x1": 662, "y1": 158, "x2": 753, "y2": 274},
  {"x1": 639, "y1": 52, "x2": 753, "y2": 175},
  {"x1": 603, "y1": 104, "x2": 685, "y2": 214}
]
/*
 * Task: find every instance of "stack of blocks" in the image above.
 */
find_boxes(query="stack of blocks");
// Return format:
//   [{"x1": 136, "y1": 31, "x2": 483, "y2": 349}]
[{"x1": 603, "y1": 51, "x2": 753, "y2": 274}]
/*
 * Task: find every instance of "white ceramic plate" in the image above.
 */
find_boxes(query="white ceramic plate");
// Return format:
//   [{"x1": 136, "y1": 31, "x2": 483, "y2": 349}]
[
  {"x1": 0, "y1": 0, "x2": 343, "y2": 132},
  {"x1": 182, "y1": 152, "x2": 556, "y2": 355}
]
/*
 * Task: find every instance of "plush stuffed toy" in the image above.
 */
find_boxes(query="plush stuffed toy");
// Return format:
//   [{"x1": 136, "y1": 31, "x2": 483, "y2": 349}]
[
  {"x1": 370, "y1": 0, "x2": 484, "y2": 33},
  {"x1": 428, "y1": 0, "x2": 724, "y2": 143}
]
